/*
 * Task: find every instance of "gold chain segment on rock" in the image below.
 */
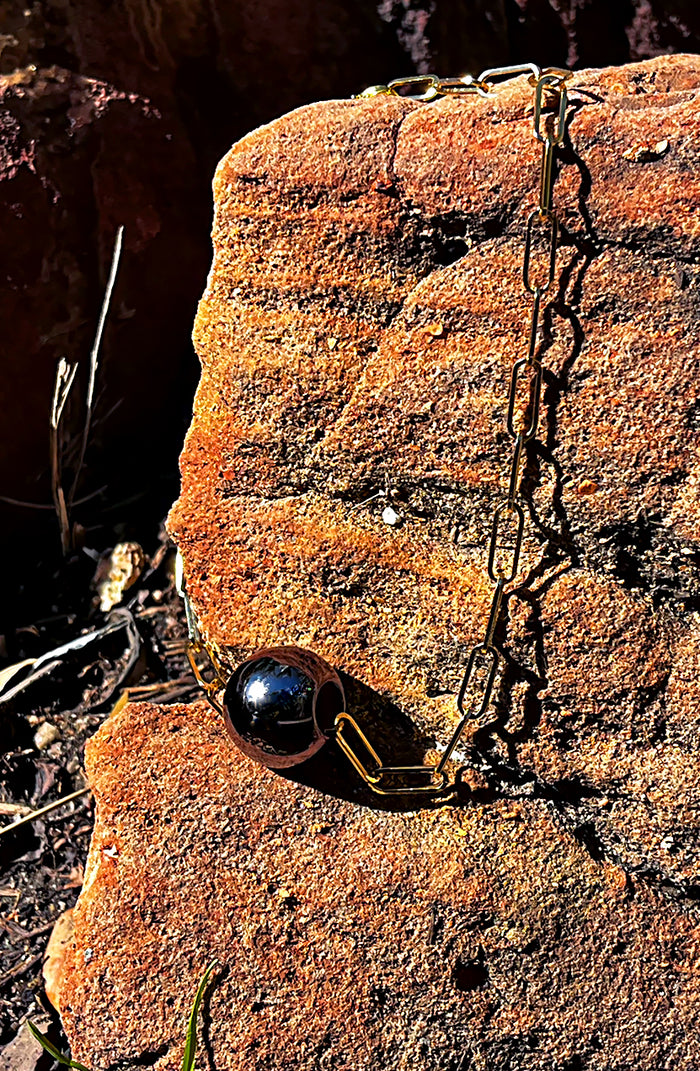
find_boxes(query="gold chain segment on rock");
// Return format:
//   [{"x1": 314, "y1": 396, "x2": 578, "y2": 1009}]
[
  {"x1": 333, "y1": 63, "x2": 572, "y2": 795},
  {"x1": 179, "y1": 63, "x2": 571, "y2": 796},
  {"x1": 357, "y1": 64, "x2": 570, "y2": 102}
]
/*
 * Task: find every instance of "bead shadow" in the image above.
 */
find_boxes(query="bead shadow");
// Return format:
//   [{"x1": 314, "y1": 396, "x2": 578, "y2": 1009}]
[{"x1": 279, "y1": 670, "x2": 466, "y2": 813}]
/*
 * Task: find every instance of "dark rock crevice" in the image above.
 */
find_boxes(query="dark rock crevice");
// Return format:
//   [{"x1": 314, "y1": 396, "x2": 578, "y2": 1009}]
[{"x1": 105, "y1": 1041, "x2": 170, "y2": 1070}]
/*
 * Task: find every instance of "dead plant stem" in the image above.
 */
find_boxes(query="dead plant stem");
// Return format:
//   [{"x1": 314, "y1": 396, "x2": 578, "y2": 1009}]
[{"x1": 68, "y1": 225, "x2": 124, "y2": 511}]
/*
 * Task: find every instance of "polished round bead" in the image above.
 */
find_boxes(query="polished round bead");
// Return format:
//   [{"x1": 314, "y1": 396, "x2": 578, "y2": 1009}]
[
  {"x1": 225, "y1": 657, "x2": 315, "y2": 753},
  {"x1": 222, "y1": 646, "x2": 345, "y2": 769}
]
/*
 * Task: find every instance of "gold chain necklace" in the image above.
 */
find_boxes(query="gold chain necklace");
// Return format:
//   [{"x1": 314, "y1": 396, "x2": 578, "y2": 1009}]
[{"x1": 176, "y1": 63, "x2": 572, "y2": 798}]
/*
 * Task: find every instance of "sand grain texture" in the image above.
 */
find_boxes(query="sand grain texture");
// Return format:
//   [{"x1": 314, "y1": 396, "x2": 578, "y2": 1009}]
[{"x1": 59, "y1": 701, "x2": 700, "y2": 1070}]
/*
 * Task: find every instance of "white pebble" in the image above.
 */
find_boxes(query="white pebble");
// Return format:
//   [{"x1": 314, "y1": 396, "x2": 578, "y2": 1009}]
[{"x1": 34, "y1": 722, "x2": 60, "y2": 750}]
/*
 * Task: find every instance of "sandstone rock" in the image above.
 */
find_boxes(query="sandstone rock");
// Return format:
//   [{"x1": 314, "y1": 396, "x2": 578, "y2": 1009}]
[
  {"x1": 169, "y1": 52, "x2": 700, "y2": 887},
  {"x1": 63, "y1": 55, "x2": 700, "y2": 1068},
  {"x1": 42, "y1": 907, "x2": 74, "y2": 1013},
  {"x1": 59, "y1": 700, "x2": 700, "y2": 1070}
]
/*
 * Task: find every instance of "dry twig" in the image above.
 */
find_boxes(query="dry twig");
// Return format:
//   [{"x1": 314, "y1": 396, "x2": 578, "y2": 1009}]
[
  {"x1": 49, "y1": 357, "x2": 79, "y2": 554},
  {"x1": 0, "y1": 788, "x2": 90, "y2": 839},
  {"x1": 68, "y1": 225, "x2": 124, "y2": 511},
  {"x1": 46, "y1": 226, "x2": 124, "y2": 553}
]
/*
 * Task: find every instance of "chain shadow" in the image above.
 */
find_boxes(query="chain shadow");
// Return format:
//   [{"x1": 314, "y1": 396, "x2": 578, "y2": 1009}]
[
  {"x1": 268, "y1": 95, "x2": 606, "y2": 818},
  {"x1": 278, "y1": 669, "x2": 497, "y2": 812}
]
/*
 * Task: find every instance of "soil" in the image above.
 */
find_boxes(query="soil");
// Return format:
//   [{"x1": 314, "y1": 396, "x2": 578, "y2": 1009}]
[{"x1": 0, "y1": 523, "x2": 196, "y2": 1060}]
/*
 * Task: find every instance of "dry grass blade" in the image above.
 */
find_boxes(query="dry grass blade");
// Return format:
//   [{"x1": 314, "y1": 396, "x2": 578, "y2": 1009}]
[
  {"x1": 50, "y1": 357, "x2": 79, "y2": 554},
  {"x1": 127, "y1": 675, "x2": 195, "y2": 697},
  {"x1": 0, "y1": 802, "x2": 31, "y2": 816},
  {"x1": 50, "y1": 358, "x2": 79, "y2": 432},
  {"x1": 0, "y1": 787, "x2": 90, "y2": 838},
  {"x1": 25, "y1": 960, "x2": 219, "y2": 1071},
  {"x1": 0, "y1": 657, "x2": 36, "y2": 694},
  {"x1": 68, "y1": 225, "x2": 124, "y2": 510}
]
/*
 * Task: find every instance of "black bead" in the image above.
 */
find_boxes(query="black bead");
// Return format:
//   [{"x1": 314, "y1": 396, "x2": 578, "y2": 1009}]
[
  {"x1": 225, "y1": 657, "x2": 315, "y2": 754},
  {"x1": 222, "y1": 646, "x2": 345, "y2": 769}
]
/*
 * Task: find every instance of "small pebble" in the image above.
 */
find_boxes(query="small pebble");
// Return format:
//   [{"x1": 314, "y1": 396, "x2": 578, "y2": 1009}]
[
  {"x1": 622, "y1": 139, "x2": 670, "y2": 162},
  {"x1": 382, "y1": 506, "x2": 400, "y2": 526},
  {"x1": 34, "y1": 722, "x2": 60, "y2": 750}
]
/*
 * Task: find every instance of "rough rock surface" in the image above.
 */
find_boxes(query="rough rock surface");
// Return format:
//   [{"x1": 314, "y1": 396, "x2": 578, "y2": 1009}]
[
  {"x1": 60, "y1": 700, "x2": 700, "y2": 1070},
  {"x1": 43, "y1": 908, "x2": 74, "y2": 1014},
  {"x1": 64, "y1": 55, "x2": 700, "y2": 1068},
  {"x1": 171, "y1": 51, "x2": 700, "y2": 885}
]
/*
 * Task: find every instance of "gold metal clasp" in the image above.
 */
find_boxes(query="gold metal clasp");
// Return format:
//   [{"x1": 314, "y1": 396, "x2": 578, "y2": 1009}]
[
  {"x1": 357, "y1": 63, "x2": 572, "y2": 105},
  {"x1": 458, "y1": 642, "x2": 500, "y2": 721},
  {"x1": 437, "y1": 75, "x2": 488, "y2": 97},
  {"x1": 334, "y1": 713, "x2": 385, "y2": 784},
  {"x1": 435, "y1": 644, "x2": 502, "y2": 775},
  {"x1": 356, "y1": 84, "x2": 393, "y2": 98},
  {"x1": 507, "y1": 352, "x2": 543, "y2": 443},
  {"x1": 540, "y1": 66, "x2": 573, "y2": 84},
  {"x1": 375, "y1": 765, "x2": 449, "y2": 796},
  {"x1": 523, "y1": 209, "x2": 558, "y2": 294},
  {"x1": 186, "y1": 641, "x2": 225, "y2": 700},
  {"x1": 488, "y1": 501, "x2": 526, "y2": 584}
]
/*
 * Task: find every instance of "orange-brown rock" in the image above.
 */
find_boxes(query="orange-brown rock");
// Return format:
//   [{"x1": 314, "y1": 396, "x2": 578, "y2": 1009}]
[
  {"x1": 42, "y1": 907, "x2": 74, "y2": 1013},
  {"x1": 170, "y1": 52, "x2": 700, "y2": 882},
  {"x1": 63, "y1": 55, "x2": 700, "y2": 1068},
  {"x1": 5, "y1": 1, "x2": 700, "y2": 581},
  {"x1": 59, "y1": 700, "x2": 700, "y2": 1070}
]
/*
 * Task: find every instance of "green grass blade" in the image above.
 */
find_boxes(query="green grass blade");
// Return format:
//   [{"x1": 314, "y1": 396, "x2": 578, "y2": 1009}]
[
  {"x1": 181, "y1": 960, "x2": 219, "y2": 1071},
  {"x1": 27, "y1": 1021, "x2": 91, "y2": 1071}
]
